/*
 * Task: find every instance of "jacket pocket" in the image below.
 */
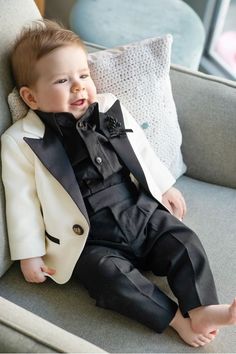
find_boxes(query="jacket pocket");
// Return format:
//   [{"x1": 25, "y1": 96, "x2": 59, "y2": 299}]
[{"x1": 45, "y1": 231, "x2": 60, "y2": 245}]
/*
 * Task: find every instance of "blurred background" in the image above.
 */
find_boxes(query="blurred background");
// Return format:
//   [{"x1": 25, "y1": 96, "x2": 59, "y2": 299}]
[{"x1": 35, "y1": 0, "x2": 236, "y2": 80}]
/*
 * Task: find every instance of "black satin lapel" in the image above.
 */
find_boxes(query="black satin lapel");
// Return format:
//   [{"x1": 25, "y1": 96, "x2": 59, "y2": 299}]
[
  {"x1": 99, "y1": 100, "x2": 149, "y2": 191},
  {"x1": 24, "y1": 126, "x2": 89, "y2": 223}
]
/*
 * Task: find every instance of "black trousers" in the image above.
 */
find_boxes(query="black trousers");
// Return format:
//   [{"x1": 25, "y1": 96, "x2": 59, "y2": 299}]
[{"x1": 75, "y1": 206, "x2": 219, "y2": 333}]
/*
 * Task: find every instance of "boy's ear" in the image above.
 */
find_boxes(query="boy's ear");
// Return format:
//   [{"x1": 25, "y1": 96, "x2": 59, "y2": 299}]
[{"x1": 19, "y1": 86, "x2": 39, "y2": 110}]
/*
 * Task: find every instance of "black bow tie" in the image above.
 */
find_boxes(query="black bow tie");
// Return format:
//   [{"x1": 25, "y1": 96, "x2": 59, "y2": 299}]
[
  {"x1": 36, "y1": 100, "x2": 133, "y2": 139},
  {"x1": 76, "y1": 102, "x2": 99, "y2": 131},
  {"x1": 36, "y1": 102, "x2": 99, "y2": 137}
]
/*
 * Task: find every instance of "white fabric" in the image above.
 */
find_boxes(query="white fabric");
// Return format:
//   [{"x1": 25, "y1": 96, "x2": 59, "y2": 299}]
[{"x1": 88, "y1": 35, "x2": 186, "y2": 178}]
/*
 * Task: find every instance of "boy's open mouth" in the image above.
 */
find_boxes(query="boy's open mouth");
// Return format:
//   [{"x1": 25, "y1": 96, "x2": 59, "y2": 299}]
[{"x1": 71, "y1": 98, "x2": 86, "y2": 106}]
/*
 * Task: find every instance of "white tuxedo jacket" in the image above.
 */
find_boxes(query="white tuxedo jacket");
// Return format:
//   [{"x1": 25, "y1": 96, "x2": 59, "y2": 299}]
[{"x1": 1, "y1": 93, "x2": 175, "y2": 284}]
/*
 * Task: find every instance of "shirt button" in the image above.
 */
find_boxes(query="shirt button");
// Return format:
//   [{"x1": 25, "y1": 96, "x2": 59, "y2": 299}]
[
  {"x1": 72, "y1": 224, "x2": 84, "y2": 235},
  {"x1": 77, "y1": 121, "x2": 84, "y2": 128},
  {"x1": 95, "y1": 156, "x2": 103, "y2": 164}
]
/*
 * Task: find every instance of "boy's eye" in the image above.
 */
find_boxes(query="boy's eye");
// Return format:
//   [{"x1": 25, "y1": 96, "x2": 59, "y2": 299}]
[
  {"x1": 80, "y1": 74, "x2": 89, "y2": 79},
  {"x1": 55, "y1": 79, "x2": 67, "y2": 84}
]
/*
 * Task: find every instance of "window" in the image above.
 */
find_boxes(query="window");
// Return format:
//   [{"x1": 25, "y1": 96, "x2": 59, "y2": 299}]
[{"x1": 201, "y1": 0, "x2": 236, "y2": 80}]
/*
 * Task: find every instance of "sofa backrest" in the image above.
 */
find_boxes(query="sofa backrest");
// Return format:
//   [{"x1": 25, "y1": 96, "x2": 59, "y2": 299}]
[{"x1": 0, "y1": 0, "x2": 41, "y2": 277}]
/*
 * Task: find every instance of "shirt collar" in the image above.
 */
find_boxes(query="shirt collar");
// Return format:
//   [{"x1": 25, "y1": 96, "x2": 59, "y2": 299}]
[{"x1": 35, "y1": 102, "x2": 99, "y2": 136}]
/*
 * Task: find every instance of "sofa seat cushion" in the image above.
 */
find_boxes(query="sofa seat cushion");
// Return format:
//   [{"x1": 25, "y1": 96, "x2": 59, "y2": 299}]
[
  {"x1": 0, "y1": 296, "x2": 106, "y2": 353},
  {"x1": 0, "y1": 176, "x2": 235, "y2": 353}
]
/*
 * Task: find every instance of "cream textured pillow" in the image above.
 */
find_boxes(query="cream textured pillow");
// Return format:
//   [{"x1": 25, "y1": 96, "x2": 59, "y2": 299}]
[
  {"x1": 8, "y1": 87, "x2": 28, "y2": 123},
  {"x1": 88, "y1": 35, "x2": 186, "y2": 179}
]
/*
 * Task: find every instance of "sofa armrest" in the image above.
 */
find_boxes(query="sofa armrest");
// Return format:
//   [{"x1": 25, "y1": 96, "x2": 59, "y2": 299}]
[
  {"x1": 170, "y1": 65, "x2": 236, "y2": 188},
  {"x1": 0, "y1": 296, "x2": 107, "y2": 353}
]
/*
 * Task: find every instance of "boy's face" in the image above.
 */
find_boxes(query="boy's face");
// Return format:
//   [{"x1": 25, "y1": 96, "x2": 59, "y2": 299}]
[{"x1": 20, "y1": 45, "x2": 97, "y2": 119}]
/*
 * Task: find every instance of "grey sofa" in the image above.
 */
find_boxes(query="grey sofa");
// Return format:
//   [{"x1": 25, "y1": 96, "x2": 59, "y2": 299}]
[{"x1": 0, "y1": 0, "x2": 236, "y2": 353}]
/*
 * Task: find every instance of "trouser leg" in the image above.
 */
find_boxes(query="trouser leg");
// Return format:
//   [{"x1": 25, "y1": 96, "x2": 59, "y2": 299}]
[
  {"x1": 146, "y1": 210, "x2": 219, "y2": 316},
  {"x1": 75, "y1": 246, "x2": 178, "y2": 333}
]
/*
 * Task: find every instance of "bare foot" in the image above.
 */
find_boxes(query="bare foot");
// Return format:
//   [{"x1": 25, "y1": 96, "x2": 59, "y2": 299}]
[
  {"x1": 170, "y1": 308, "x2": 217, "y2": 347},
  {"x1": 189, "y1": 297, "x2": 236, "y2": 335}
]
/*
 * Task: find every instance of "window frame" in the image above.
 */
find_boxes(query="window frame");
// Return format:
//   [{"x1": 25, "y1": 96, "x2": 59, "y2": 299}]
[{"x1": 200, "y1": 0, "x2": 235, "y2": 80}]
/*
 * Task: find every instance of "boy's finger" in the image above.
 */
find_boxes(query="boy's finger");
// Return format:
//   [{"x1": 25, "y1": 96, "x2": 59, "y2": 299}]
[
  {"x1": 173, "y1": 206, "x2": 182, "y2": 220},
  {"x1": 41, "y1": 266, "x2": 56, "y2": 275},
  {"x1": 35, "y1": 273, "x2": 47, "y2": 283},
  {"x1": 163, "y1": 199, "x2": 173, "y2": 214}
]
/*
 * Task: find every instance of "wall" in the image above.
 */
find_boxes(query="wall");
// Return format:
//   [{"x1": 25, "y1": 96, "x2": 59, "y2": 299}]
[{"x1": 45, "y1": 0, "x2": 75, "y2": 27}]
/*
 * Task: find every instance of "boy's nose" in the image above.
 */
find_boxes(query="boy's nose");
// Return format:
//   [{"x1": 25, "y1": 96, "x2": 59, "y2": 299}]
[{"x1": 71, "y1": 82, "x2": 85, "y2": 93}]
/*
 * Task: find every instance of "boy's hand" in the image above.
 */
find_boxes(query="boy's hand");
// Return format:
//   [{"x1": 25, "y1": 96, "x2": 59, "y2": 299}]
[
  {"x1": 162, "y1": 187, "x2": 187, "y2": 220},
  {"x1": 20, "y1": 257, "x2": 56, "y2": 283}
]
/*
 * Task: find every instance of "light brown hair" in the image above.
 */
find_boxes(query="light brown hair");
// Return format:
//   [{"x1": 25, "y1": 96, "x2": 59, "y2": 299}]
[{"x1": 11, "y1": 19, "x2": 85, "y2": 88}]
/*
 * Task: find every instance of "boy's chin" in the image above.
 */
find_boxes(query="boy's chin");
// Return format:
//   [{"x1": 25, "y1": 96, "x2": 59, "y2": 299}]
[{"x1": 73, "y1": 109, "x2": 88, "y2": 120}]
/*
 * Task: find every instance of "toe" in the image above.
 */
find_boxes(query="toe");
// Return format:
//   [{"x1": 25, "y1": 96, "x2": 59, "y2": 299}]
[
  {"x1": 205, "y1": 332, "x2": 216, "y2": 341},
  {"x1": 195, "y1": 338, "x2": 206, "y2": 347},
  {"x1": 191, "y1": 341, "x2": 200, "y2": 348},
  {"x1": 197, "y1": 335, "x2": 210, "y2": 346}
]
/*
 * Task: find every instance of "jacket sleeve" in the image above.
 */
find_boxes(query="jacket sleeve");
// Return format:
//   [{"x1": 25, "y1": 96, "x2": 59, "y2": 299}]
[{"x1": 1, "y1": 132, "x2": 46, "y2": 260}]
